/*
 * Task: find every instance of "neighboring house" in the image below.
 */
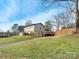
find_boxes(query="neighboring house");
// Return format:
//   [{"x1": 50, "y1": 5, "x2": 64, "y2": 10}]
[
  {"x1": 19, "y1": 23, "x2": 46, "y2": 36},
  {"x1": 0, "y1": 32, "x2": 9, "y2": 38}
]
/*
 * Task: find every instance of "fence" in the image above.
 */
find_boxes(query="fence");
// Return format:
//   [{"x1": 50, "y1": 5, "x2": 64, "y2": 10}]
[{"x1": 55, "y1": 28, "x2": 76, "y2": 36}]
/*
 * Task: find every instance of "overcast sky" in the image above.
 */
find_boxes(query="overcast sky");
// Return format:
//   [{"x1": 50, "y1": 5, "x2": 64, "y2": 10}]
[{"x1": 0, "y1": 0, "x2": 75, "y2": 31}]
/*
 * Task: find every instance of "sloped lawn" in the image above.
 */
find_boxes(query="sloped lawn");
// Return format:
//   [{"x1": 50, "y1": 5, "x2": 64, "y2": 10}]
[
  {"x1": 0, "y1": 36, "x2": 33, "y2": 44},
  {"x1": 0, "y1": 35, "x2": 79, "y2": 59}
]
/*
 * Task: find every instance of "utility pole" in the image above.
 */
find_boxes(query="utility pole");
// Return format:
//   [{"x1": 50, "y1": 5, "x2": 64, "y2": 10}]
[{"x1": 75, "y1": 0, "x2": 79, "y2": 33}]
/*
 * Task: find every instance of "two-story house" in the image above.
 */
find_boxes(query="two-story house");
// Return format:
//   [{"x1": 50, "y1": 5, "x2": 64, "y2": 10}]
[{"x1": 19, "y1": 23, "x2": 45, "y2": 36}]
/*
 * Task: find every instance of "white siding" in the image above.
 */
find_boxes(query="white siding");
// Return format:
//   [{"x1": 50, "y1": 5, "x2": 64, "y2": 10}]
[
  {"x1": 23, "y1": 23, "x2": 45, "y2": 36},
  {"x1": 34, "y1": 24, "x2": 45, "y2": 32},
  {"x1": 34, "y1": 24, "x2": 45, "y2": 36},
  {"x1": 24, "y1": 26, "x2": 35, "y2": 33}
]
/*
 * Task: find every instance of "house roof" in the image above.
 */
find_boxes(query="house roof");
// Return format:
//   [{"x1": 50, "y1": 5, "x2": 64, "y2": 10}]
[{"x1": 23, "y1": 23, "x2": 45, "y2": 28}]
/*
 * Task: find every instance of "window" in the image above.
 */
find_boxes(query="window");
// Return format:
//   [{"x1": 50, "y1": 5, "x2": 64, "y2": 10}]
[{"x1": 40, "y1": 27, "x2": 41, "y2": 29}]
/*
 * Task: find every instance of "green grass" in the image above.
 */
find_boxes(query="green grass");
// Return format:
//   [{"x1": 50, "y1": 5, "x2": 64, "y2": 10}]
[
  {"x1": 0, "y1": 35, "x2": 79, "y2": 59},
  {"x1": 0, "y1": 36, "x2": 33, "y2": 44}
]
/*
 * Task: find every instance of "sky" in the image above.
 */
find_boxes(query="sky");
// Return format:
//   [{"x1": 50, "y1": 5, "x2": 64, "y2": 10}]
[{"x1": 0, "y1": 0, "x2": 74, "y2": 31}]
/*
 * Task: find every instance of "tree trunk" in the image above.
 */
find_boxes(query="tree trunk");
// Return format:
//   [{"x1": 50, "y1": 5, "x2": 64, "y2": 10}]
[{"x1": 75, "y1": 0, "x2": 79, "y2": 33}]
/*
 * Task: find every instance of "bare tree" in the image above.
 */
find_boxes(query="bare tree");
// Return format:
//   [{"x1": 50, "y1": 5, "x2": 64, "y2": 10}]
[
  {"x1": 45, "y1": 20, "x2": 52, "y2": 31},
  {"x1": 12, "y1": 24, "x2": 19, "y2": 34},
  {"x1": 25, "y1": 20, "x2": 32, "y2": 26},
  {"x1": 52, "y1": 15, "x2": 62, "y2": 31},
  {"x1": 52, "y1": 4, "x2": 75, "y2": 31},
  {"x1": 43, "y1": 0, "x2": 78, "y2": 32}
]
